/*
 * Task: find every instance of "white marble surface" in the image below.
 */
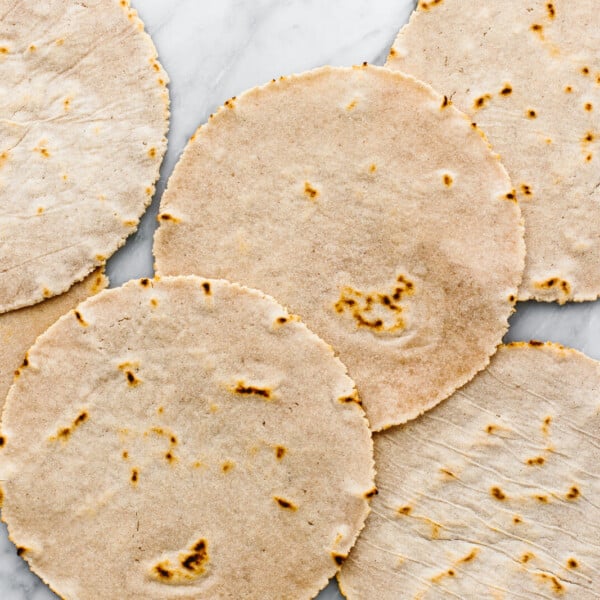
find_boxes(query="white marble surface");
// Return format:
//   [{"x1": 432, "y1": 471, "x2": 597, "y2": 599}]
[{"x1": 2, "y1": 0, "x2": 600, "y2": 598}]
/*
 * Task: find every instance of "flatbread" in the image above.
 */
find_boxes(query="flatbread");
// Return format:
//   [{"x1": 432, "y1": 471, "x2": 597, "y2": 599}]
[
  {"x1": 0, "y1": 276, "x2": 374, "y2": 599},
  {"x1": 339, "y1": 342, "x2": 600, "y2": 598},
  {"x1": 153, "y1": 65, "x2": 524, "y2": 430},
  {"x1": 388, "y1": 0, "x2": 600, "y2": 303},
  {"x1": 0, "y1": 269, "x2": 107, "y2": 407},
  {"x1": 0, "y1": 0, "x2": 169, "y2": 313}
]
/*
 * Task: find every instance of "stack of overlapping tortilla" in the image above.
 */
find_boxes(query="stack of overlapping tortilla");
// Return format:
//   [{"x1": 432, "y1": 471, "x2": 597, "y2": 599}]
[{"x1": 0, "y1": 1, "x2": 598, "y2": 598}]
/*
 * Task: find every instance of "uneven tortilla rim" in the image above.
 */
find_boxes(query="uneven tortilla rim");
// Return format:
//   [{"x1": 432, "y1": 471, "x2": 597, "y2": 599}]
[{"x1": 1, "y1": 275, "x2": 376, "y2": 599}]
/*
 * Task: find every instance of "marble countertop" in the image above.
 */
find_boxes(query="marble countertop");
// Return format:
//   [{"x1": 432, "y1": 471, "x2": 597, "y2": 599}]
[{"x1": 2, "y1": 0, "x2": 599, "y2": 598}]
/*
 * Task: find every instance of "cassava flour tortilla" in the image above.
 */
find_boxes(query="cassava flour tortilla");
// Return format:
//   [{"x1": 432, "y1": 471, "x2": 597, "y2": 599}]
[
  {"x1": 339, "y1": 342, "x2": 600, "y2": 599},
  {"x1": 153, "y1": 65, "x2": 524, "y2": 430},
  {"x1": 388, "y1": 0, "x2": 600, "y2": 303},
  {"x1": 0, "y1": 276, "x2": 374, "y2": 599},
  {"x1": 0, "y1": 269, "x2": 107, "y2": 407},
  {"x1": 0, "y1": 0, "x2": 169, "y2": 313}
]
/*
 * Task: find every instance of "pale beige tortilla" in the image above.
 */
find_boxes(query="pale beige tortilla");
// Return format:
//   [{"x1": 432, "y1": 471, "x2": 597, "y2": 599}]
[
  {"x1": 0, "y1": 276, "x2": 374, "y2": 599},
  {"x1": 388, "y1": 0, "x2": 600, "y2": 303},
  {"x1": 339, "y1": 342, "x2": 600, "y2": 598},
  {"x1": 153, "y1": 65, "x2": 524, "y2": 430},
  {"x1": 0, "y1": 269, "x2": 107, "y2": 408},
  {"x1": 0, "y1": 0, "x2": 169, "y2": 313}
]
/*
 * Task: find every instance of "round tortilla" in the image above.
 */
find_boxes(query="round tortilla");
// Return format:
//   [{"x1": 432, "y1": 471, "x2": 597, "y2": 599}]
[
  {"x1": 153, "y1": 65, "x2": 524, "y2": 430},
  {"x1": 339, "y1": 342, "x2": 600, "y2": 598},
  {"x1": 0, "y1": 0, "x2": 169, "y2": 313},
  {"x1": 0, "y1": 276, "x2": 374, "y2": 599},
  {"x1": 0, "y1": 268, "x2": 107, "y2": 408},
  {"x1": 388, "y1": 0, "x2": 600, "y2": 303}
]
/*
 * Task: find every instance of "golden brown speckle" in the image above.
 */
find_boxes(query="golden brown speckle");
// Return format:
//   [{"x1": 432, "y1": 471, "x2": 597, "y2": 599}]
[
  {"x1": 443, "y1": 174, "x2": 453, "y2": 187},
  {"x1": 158, "y1": 213, "x2": 181, "y2": 223},
  {"x1": 304, "y1": 182, "x2": 319, "y2": 199},
  {"x1": 332, "y1": 552, "x2": 347, "y2": 566},
  {"x1": 527, "y1": 109, "x2": 537, "y2": 119},
  {"x1": 564, "y1": 85, "x2": 573, "y2": 93},
  {"x1": 16, "y1": 547, "x2": 27, "y2": 557},
  {"x1": 125, "y1": 371, "x2": 140, "y2": 387},
  {"x1": 567, "y1": 558, "x2": 578, "y2": 569},
  {"x1": 521, "y1": 552, "x2": 534, "y2": 563},
  {"x1": 148, "y1": 147, "x2": 157, "y2": 158},
  {"x1": 232, "y1": 382, "x2": 272, "y2": 399},
  {"x1": 535, "y1": 494, "x2": 549, "y2": 503},
  {"x1": 526, "y1": 456, "x2": 546, "y2": 466},
  {"x1": 131, "y1": 468, "x2": 139, "y2": 484},
  {"x1": 513, "y1": 515, "x2": 523, "y2": 525},
  {"x1": 221, "y1": 461, "x2": 234, "y2": 473},
  {"x1": 275, "y1": 446, "x2": 286, "y2": 460},
  {"x1": 0, "y1": 47, "x2": 9, "y2": 54},
  {"x1": 566, "y1": 486, "x2": 580, "y2": 500},
  {"x1": 546, "y1": 2, "x2": 555, "y2": 18},
  {"x1": 274, "y1": 496, "x2": 297, "y2": 511},
  {"x1": 122, "y1": 451, "x2": 129, "y2": 459},
  {"x1": 201, "y1": 281, "x2": 211, "y2": 295},
  {"x1": 585, "y1": 102, "x2": 593, "y2": 112},
  {"x1": 398, "y1": 505, "x2": 412, "y2": 516},
  {"x1": 500, "y1": 84, "x2": 513, "y2": 96},
  {"x1": 474, "y1": 94, "x2": 492, "y2": 110},
  {"x1": 369, "y1": 163, "x2": 377, "y2": 173},
  {"x1": 537, "y1": 573, "x2": 564, "y2": 594},
  {"x1": 0, "y1": 436, "x2": 5, "y2": 448},
  {"x1": 530, "y1": 23, "x2": 544, "y2": 38},
  {"x1": 364, "y1": 487, "x2": 378, "y2": 499},
  {"x1": 441, "y1": 95, "x2": 449, "y2": 108}
]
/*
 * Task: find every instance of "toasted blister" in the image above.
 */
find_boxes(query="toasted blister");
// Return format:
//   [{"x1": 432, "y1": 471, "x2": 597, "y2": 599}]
[
  {"x1": 388, "y1": 0, "x2": 600, "y2": 303},
  {"x1": 0, "y1": 0, "x2": 169, "y2": 313},
  {"x1": 154, "y1": 64, "x2": 524, "y2": 430},
  {"x1": 339, "y1": 342, "x2": 600, "y2": 599},
  {"x1": 0, "y1": 276, "x2": 374, "y2": 600},
  {"x1": 0, "y1": 269, "x2": 107, "y2": 408}
]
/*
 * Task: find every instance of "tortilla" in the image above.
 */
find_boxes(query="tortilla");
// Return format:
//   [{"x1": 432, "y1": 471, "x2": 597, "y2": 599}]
[
  {"x1": 0, "y1": 269, "x2": 107, "y2": 408},
  {"x1": 153, "y1": 65, "x2": 524, "y2": 430},
  {"x1": 0, "y1": 0, "x2": 169, "y2": 313},
  {"x1": 0, "y1": 276, "x2": 374, "y2": 599},
  {"x1": 388, "y1": 0, "x2": 600, "y2": 303},
  {"x1": 339, "y1": 342, "x2": 600, "y2": 598}
]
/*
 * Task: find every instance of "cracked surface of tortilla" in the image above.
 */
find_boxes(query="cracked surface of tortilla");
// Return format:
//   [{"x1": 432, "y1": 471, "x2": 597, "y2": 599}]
[{"x1": 339, "y1": 343, "x2": 600, "y2": 598}]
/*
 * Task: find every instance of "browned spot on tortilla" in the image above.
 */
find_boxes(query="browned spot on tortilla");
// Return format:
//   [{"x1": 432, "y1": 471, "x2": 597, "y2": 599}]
[
  {"x1": 513, "y1": 515, "x2": 523, "y2": 524},
  {"x1": 364, "y1": 487, "x2": 378, "y2": 499},
  {"x1": 585, "y1": 102, "x2": 593, "y2": 112},
  {"x1": 150, "y1": 298, "x2": 158, "y2": 308},
  {"x1": 304, "y1": 182, "x2": 319, "y2": 199},
  {"x1": 181, "y1": 539, "x2": 208, "y2": 573},
  {"x1": 439, "y1": 468, "x2": 457, "y2": 479},
  {"x1": 459, "y1": 548, "x2": 479, "y2": 563},
  {"x1": 398, "y1": 505, "x2": 412, "y2": 516},
  {"x1": 232, "y1": 382, "x2": 272, "y2": 399},
  {"x1": 535, "y1": 494, "x2": 549, "y2": 503},
  {"x1": 221, "y1": 461, "x2": 234, "y2": 473},
  {"x1": 74, "y1": 310, "x2": 88, "y2": 327},
  {"x1": 389, "y1": 47, "x2": 397, "y2": 58},
  {"x1": 567, "y1": 558, "x2": 578, "y2": 569},
  {"x1": 529, "y1": 340, "x2": 544, "y2": 347},
  {"x1": 140, "y1": 278, "x2": 150, "y2": 287},
  {"x1": 530, "y1": 23, "x2": 544, "y2": 39},
  {"x1": 566, "y1": 485, "x2": 580, "y2": 500},
  {"x1": 16, "y1": 546, "x2": 27, "y2": 557},
  {"x1": 369, "y1": 163, "x2": 377, "y2": 173},
  {"x1": 148, "y1": 147, "x2": 157, "y2": 158},
  {"x1": 201, "y1": 281, "x2": 211, "y2": 295},
  {"x1": 125, "y1": 371, "x2": 140, "y2": 387},
  {"x1": 521, "y1": 552, "x2": 535, "y2": 563},
  {"x1": 332, "y1": 552, "x2": 347, "y2": 566},
  {"x1": 441, "y1": 95, "x2": 450, "y2": 108},
  {"x1": 153, "y1": 562, "x2": 172, "y2": 580},
  {"x1": 51, "y1": 411, "x2": 89, "y2": 442},
  {"x1": 526, "y1": 456, "x2": 546, "y2": 466},
  {"x1": 546, "y1": 2, "x2": 555, "y2": 18},
  {"x1": 473, "y1": 94, "x2": 492, "y2": 110},
  {"x1": 346, "y1": 100, "x2": 358, "y2": 111},
  {"x1": 541, "y1": 415, "x2": 552, "y2": 435},
  {"x1": 527, "y1": 109, "x2": 538, "y2": 119},
  {"x1": 537, "y1": 572, "x2": 564, "y2": 594},
  {"x1": 443, "y1": 174, "x2": 453, "y2": 187},
  {"x1": 131, "y1": 468, "x2": 139, "y2": 484},
  {"x1": 274, "y1": 496, "x2": 297, "y2": 511},
  {"x1": 564, "y1": 85, "x2": 573, "y2": 93},
  {"x1": 490, "y1": 486, "x2": 506, "y2": 501},
  {"x1": 274, "y1": 445, "x2": 286, "y2": 460},
  {"x1": 501, "y1": 84, "x2": 513, "y2": 96},
  {"x1": 338, "y1": 391, "x2": 362, "y2": 406},
  {"x1": 157, "y1": 213, "x2": 181, "y2": 223}
]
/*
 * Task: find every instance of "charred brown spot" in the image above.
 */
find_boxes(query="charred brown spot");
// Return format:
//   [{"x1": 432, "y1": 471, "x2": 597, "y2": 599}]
[
  {"x1": 530, "y1": 23, "x2": 544, "y2": 37},
  {"x1": 201, "y1": 282, "x2": 211, "y2": 295},
  {"x1": 181, "y1": 539, "x2": 208, "y2": 572},
  {"x1": 364, "y1": 487, "x2": 378, "y2": 499},
  {"x1": 153, "y1": 563, "x2": 172, "y2": 579},
  {"x1": 126, "y1": 371, "x2": 140, "y2": 387},
  {"x1": 122, "y1": 451, "x2": 129, "y2": 459},
  {"x1": 566, "y1": 486, "x2": 580, "y2": 500},
  {"x1": 582, "y1": 66, "x2": 590, "y2": 76},
  {"x1": 487, "y1": 423, "x2": 499, "y2": 434},
  {"x1": 389, "y1": 47, "x2": 397, "y2": 57},
  {"x1": 583, "y1": 132, "x2": 595, "y2": 142},
  {"x1": 274, "y1": 496, "x2": 297, "y2": 511},
  {"x1": 165, "y1": 452, "x2": 176, "y2": 463},
  {"x1": 140, "y1": 278, "x2": 150, "y2": 287},
  {"x1": 16, "y1": 547, "x2": 27, "y2": 557},
  {"x1": 74, "y1": 412, "x2": 88, "y2": 426},
  {"x1": 513, "y1": 515, "x2": 523, "y2": 524},
  {"x1": 332, "y1": 552, "x2": 347, "y2": 566},
  {"x1": 339, "y1": 392, "x2": 362, "y2": 406},
  {"x1": 221, "y1": 461, "x2": 234, "y2": 473},
  {"x1": 565, "y1": 85, "x2": 573, "y2": 93},
  {"x1": 474, "y1": 94, "x2": 491, "y2": 109},
  {"x1": 0, "y1": 436, "x2": 5, "y2": 447},
  {"x1": 501, "y1": 84, "x2": 513, "y2": 95},
  {"x1": 74, "y1": 311, "x2": 88, "y2": 327},
  {"x1": 527, "y1": 109, "x2": 537, "y2": 119},
  {"x1": 509, "y1": 295, "x2": 516, "y2": 302},
  {"x1": 398, "y1": 505, "x2": 412, "y2": 515},
  {"x1": 585, "y1": 102, "x2": 593, "y2": 112},
  {"x1": 304, "y1": 182, "x2": 319, "y2": 199},
  {"x1": 546, "y1": 2, "x2": 555, "y2": 18},
  {"x1": 526, "y1": 456, "x2": 545, "y2": 466},
  {"x1": 274, "y1": 445, "x2": 287, "y2": 460},
  {"x1": 158, "y1": 213, "x2": 180, "y2": 223},
  {"x1": 233, "y1": 382, "x2": 271, "y2": 399},
  {"x1": 542, "y1": 415, "x2": 552, "y2": 435},
  {"x1": 535, "y1": 494, "x2": 549, "y2": 503},
  {"x1": 520, "y1": 184, "x2": 533, "y2": 196},
  {"x1": 443, "y1": 174, "x2": 453, "y2": 187},
  {"x1": 131, "y1": 468, "x2": 139, "y2": 483},
  {"x1": 22, "y1": 356, "x2": 29, "y2": 368},
  {"x1": 441, "y1": 95, "x2": 449, "y2": 108},
  {"x1": 505, "y1": 191, "x2": 516, "y2": 201},
  {"x1": 529, "y1": 340, "x2": 544, "y2": 347},
  {"x1": 490, "y1": 486, "x2": 506, "y2": 501},
  {"x1": 567, "y1": 558, "x2": 578, "y2": 569},
  {"x1": 459, "y1": 549, "x2": 479, "y2": 563},
  {"x1": 276, "y1": 316, "x2": 288, "y2": 325}
]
